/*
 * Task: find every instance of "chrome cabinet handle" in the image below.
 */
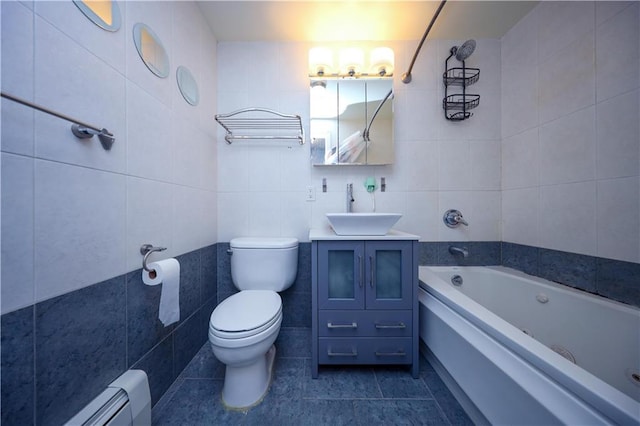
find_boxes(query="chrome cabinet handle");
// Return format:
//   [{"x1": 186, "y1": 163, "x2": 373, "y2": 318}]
[
  {"x1": 327, "y1": 322, "x2": 357, "y2": 329},
  {"x1": 375, "y1": 351, "x2": 406, "y2": 357},
  {"x1": 358, "y1": 255, "x2": 363, "y2": 288},
  {"x1": 375, "y1": 322, "x2": 406, "y2": 329},
  {"x1": 369, "y1": 255, "x2": 374, "y2": 288},
  {"x1": 328, "y1": 349, "x2": 358, "y2": 357}
]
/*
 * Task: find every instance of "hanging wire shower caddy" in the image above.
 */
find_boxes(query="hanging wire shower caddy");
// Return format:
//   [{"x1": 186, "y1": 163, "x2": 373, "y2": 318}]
[{"x1": 442, "y1": 51, "x2": 480, "y2": 121}]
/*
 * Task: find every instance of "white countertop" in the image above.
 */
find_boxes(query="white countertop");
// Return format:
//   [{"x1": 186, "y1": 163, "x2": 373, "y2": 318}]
[{"x1": 309, "y1": 227, "x2": 420, "y2": 241}]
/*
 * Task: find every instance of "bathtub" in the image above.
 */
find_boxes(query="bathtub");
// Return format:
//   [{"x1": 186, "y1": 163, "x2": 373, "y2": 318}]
[{"x1": 418, "y1": 266, "x2": 640, "y2": 425}]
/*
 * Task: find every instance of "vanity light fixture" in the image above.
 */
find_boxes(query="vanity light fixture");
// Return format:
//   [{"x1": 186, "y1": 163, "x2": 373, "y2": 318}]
[
  {"x1": 309, "y1": 46, "x2": 394, "y2": 78},
  {"x1": 370, "y1": 47, "x2": 394, "y2": 76},
  {"x1": 308, "y1": 47, "x2": 334, "y2": 77},
  {"x1": 339, "y1": 47, "x2": 364, "y2": 77}
]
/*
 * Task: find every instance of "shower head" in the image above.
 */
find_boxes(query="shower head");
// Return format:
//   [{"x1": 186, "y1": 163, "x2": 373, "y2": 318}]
[{"x1": 454, "y1": 39, "x2": 476, "y2": 61}]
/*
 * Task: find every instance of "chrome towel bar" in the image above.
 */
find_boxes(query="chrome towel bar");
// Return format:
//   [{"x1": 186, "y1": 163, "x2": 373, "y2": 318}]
[{"x1": 1, "y1": 91, "x2": 115, "y2": 150}]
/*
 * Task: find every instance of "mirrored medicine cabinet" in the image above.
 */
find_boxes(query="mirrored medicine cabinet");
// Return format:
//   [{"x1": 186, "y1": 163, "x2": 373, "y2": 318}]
[{"x1": 310, "y1": 78, "x2": 394, "y2": 165}]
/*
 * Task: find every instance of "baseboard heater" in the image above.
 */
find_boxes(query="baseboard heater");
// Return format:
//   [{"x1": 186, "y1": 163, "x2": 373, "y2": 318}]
[{"x1": 65, "y1": 370, "x2": 151, "y2": 426}]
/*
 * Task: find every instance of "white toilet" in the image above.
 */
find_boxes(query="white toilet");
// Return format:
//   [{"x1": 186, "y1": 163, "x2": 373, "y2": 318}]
[{"x1": 208, "y1": 237, "x2": 298, "y2": 409}]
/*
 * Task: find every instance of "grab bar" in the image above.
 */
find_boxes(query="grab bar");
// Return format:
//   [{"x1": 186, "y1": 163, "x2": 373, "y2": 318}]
[{"x1": 1, "y1": 91, "x2": 115, "y2": 150}]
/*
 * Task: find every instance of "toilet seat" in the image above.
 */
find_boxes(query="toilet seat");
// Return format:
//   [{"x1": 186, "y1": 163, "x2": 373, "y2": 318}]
[{"x1": 210, "y1": 290, "x2": 282, "y2": 340}]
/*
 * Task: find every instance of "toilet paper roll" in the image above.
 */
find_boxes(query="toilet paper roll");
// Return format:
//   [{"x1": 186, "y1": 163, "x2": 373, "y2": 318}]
[{"x1": 142, "y1": 258, "x2": 180, "y2": 326}]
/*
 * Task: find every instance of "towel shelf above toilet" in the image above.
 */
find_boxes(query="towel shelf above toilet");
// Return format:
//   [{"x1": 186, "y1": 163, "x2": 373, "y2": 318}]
[{"x1": 215, "y1": 107, "x2": 305, "y2": 145}]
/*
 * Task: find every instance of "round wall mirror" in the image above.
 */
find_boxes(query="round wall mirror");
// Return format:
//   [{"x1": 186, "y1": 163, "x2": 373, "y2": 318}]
[
  {"x1": 73, "y1": 0, "x2": 121, "y2": 32},
  {"x1": 133, "y1": 23, "x2": 169, "y2": 78},
  {"x1": 176, "y1": 66, "x2": 199, "y2": 106}
]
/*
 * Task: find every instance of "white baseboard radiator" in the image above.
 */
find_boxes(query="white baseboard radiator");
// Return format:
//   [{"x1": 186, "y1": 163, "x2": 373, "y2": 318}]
[{"x1": 65, "y1": 370, "x2": 151, "y2": 426}]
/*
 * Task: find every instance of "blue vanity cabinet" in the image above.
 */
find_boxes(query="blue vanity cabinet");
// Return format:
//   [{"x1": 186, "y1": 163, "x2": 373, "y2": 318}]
[{"x1": 311, "y1": 235, "x2": 419, "y2": 379}]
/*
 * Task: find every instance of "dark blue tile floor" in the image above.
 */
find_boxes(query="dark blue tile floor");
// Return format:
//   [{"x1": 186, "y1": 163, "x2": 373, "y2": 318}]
[{"x1": 152, "y1": 328, "x2": 472, "y2": 426}]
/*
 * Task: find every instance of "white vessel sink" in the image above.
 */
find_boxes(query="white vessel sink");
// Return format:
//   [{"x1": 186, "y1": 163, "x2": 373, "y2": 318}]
[{"x1": 326, "y1": 213, "x2": 402, "y2": 236}]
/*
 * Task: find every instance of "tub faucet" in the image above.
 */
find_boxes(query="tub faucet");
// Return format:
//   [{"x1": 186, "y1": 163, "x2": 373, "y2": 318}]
[
  {"x1": 346, "y1": 183, "x2": 354, "y2": 212},
  {"x1": 443, "y1": 209, "x2": 468, "y2": 228},
  {"x1": 449, "y1": 246, "x2": 469, "y2": 259}
]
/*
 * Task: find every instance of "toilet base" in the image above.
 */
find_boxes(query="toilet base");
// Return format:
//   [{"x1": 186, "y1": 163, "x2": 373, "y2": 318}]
[{"x1": 221, "y1": 345, "x2": 276, "y2": 410}]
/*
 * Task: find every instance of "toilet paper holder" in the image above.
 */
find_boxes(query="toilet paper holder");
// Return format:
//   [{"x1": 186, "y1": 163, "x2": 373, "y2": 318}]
[{"x1": 140, "y1": 244, "x2": 167, "y2": 272}]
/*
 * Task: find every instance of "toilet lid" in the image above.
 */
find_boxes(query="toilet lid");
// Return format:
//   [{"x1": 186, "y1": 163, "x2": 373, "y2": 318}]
[
  {"x1": 230, "y1": 237, "x2": 298, "y2": 249},
  {"x1": 210, "y1": 290, "x2": 281, "y2": 333}
]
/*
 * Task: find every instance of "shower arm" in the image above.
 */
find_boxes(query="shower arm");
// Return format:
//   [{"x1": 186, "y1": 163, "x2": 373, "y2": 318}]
[
  {"x1": 363, "y1": 89, "x2": 393, "y2": 142},
  {"x1": 401, "y1": 0, "x2": 447, "y2": 84}
]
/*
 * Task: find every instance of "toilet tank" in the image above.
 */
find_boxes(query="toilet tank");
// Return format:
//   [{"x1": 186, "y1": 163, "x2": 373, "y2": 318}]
[{"x1": 230, "y1": 237, "x2": 299, "y2": 291}]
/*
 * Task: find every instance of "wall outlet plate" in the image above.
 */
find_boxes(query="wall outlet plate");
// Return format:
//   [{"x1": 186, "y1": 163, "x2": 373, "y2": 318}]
[{"x1": 306, "y1": 186, "x2": 316, "y2": 201}]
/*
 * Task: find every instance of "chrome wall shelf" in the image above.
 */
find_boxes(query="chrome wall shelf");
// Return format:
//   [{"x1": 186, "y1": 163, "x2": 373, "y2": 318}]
[{"x1": 215, "y1": 107, "x2": 304, "y2": 145}]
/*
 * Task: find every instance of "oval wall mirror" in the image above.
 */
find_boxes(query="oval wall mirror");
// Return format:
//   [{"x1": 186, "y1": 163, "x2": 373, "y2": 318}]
[
  {"x1": 176, "y1": 66, "x2": 199, "y2": 106},
  {"x1": 133, "y1": 23, "x2": 170, "y2": 78},
  {"x1": 73, "y1": 0, "x2": 121, "y2": 32}
]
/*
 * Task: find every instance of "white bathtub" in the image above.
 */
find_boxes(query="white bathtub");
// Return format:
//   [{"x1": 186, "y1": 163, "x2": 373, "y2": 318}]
[{"x1": 419, "y1": 266, "x2": 640, "y2": 425}]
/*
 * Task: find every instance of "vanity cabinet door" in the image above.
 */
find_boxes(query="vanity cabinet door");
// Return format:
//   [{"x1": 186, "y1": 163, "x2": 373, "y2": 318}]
[
  {"x1": 317, "y1": 241, "x2": 365, "y2": 310},
  {"x1": 364, "y1": 240, "x2": 413, "y2": 310}
]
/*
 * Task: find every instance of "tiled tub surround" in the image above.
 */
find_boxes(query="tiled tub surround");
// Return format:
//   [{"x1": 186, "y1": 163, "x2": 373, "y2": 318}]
[
  {"x1": 502, "y1": 242, "x2": 640, "y2": 308},
  {"x1": 419, "y1": 241, "x2": 639, "y2": 308},
  {"x1": 0, "y1": 245, "x2": 217, "y2": 426}
]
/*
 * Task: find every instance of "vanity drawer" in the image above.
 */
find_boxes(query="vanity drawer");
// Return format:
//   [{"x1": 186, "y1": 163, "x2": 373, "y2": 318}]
[
  {"x1": 318, "y1": 337, "x2": 413, "y2": 365},
  {"x1": 318, "y1": 310, "x2": 412, "y2": 337}
]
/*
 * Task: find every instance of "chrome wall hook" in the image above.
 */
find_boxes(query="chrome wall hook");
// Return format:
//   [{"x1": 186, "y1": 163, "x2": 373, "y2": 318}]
[{"x1": 140, "y1": 244, "x2": 167, "y2": 272}]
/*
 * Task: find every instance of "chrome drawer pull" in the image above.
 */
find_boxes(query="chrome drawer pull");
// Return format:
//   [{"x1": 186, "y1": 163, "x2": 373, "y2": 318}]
[
  {"x1": 375, "y1": 351, "x2": 407, "y2": 357},
  {"x1": 328, "y1": 349, "x2": 358, "y2": 357},
  {"x1": 375, "y1": 322, "x2": 406, "y2": 329},
  {"x1": 327, "y1": 322, "x2": 358, "y2": 329}
]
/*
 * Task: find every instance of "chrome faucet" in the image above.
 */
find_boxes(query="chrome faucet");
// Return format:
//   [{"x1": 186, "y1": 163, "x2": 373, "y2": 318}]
[
  {"x1": 449, "y1": 246, "x2": 469, "y2": 258},
  {"x1": 346, "y1": 183, "x2": 354, "y2": 212}
]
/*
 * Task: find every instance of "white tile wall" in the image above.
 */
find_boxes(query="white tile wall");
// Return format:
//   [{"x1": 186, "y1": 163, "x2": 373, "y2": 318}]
[
  {"x1": 537, "y1": 1, "x2": 594, "y2": 62},
  {"x1": 596, "y1": 177, "x2": 639, "y2": 262},
  {"x1": 595, "y1": 2, "x2": 639, "y2": 102},
  {"x1": 3, "y1": 0, "x2": 637, "y2": 313},
  {"x1": 217, "y1": 38, "x2": 503, "y2": 243},
  {"x1": 1, "y1": 1, "x2": 35, "y2": 156},
  {"x1": 539, "y1": 181, "x2": 597, "y2": 256},
  {"x1": 34, "y1": 16, "x2": 127, "y2": 173},
  {"x1": 501, "y1": 188, "x2": 539, "y2": 246},
  {"x1": 34, "y1": 0, "x2": 127, "y2": 74},
  {"x1": 502, "y1": 128, "x2": 539, "y2": 190},
  {"x1": 538, "y1": 106, "x2": 596, "y2": 185},
  {"x1": 596, "y1": 90, "x2": 639, "y2": 179},
  {"x1": 1, "y1": 2, "x2": 217, "y2": 314},
  {"x1": 502, "y1": 1, "x2": 640, "y2": 263},
  {"x1": 126, "y1": 81, "x2": 173, "y2": 181},
  {"x1": 538, "y1": 32, "x2": 595, "y2": 124},
  {"x1": 33, "y1": 159, "x2": 127, "y2": 302},
  {"x1": 1, "y1": 153, "x2": 35, "y2": 313}
]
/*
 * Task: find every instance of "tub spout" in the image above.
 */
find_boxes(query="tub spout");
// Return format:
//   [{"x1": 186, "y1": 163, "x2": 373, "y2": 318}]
[{"x1": 449, "y1": 246, "x2": 469, "y2": 258}]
